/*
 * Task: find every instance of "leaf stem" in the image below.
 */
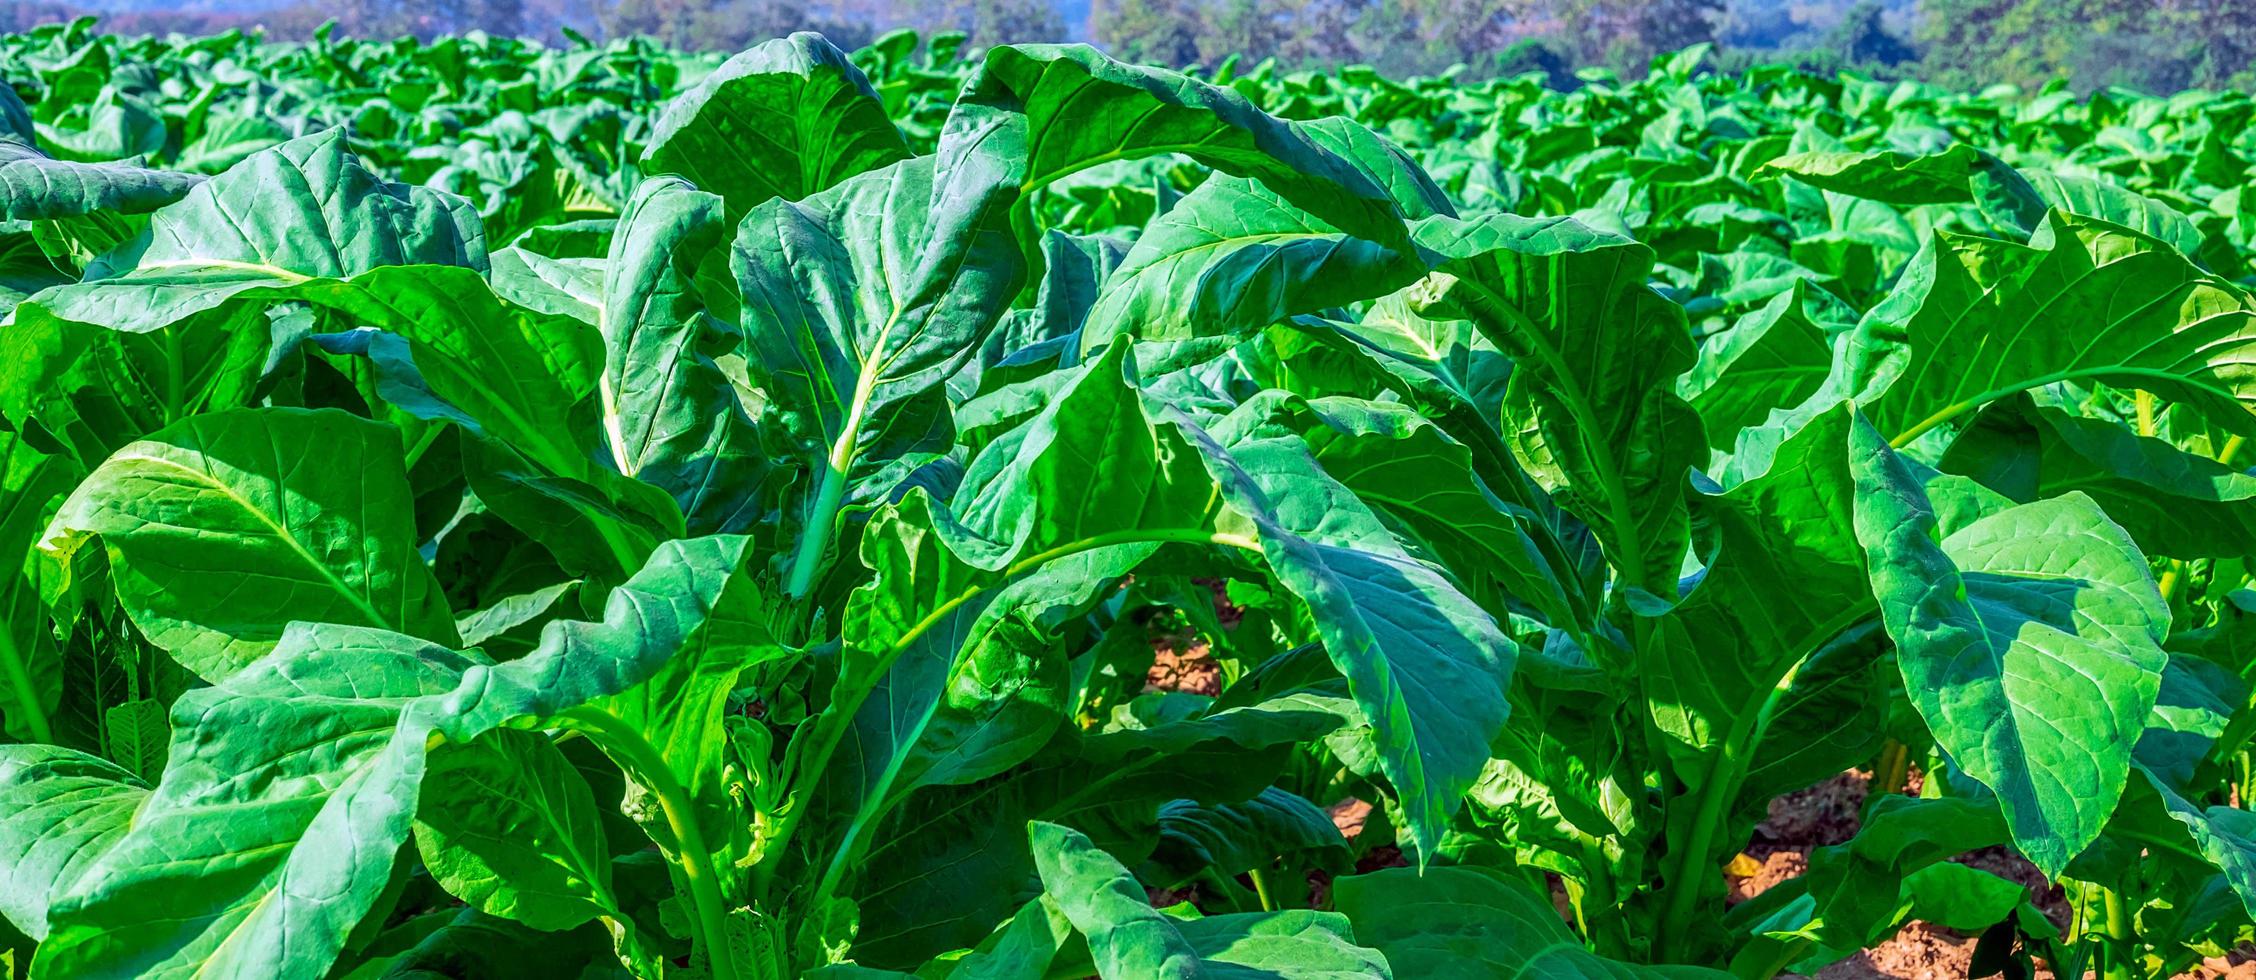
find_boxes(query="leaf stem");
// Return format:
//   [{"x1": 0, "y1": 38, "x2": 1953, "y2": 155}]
[
  {"x1": 1247, "y1": 867, "x2": 1278, "y2": 912},
  {"x1": 0, "y1": 639, "x2": 51, "y2": 744},
  {"x1": 1889, "y1": 365, "x2": 2230, "y2": 450},
  {"x1": 1873, "y1": 739, "x2": 1912, "y2": 798},
  {"x1": 784, "y1": 459, "x2": 848, "y2": 600},
  {"x1": 564, "y1": 707, "x2": 744, "y2": 980},
  {"x1": 2100, "y1": 884, "x2": 2135, "y2": 980},
  {"x1": 1654, "y1": 650, "x2": 1814, "y2": 960},
  {"x1": 785, "y1": 294, "x2": 897, "y2": 601},
  {"x1": 758, "y1": 527, "x2": 1265, "y2": 911}
]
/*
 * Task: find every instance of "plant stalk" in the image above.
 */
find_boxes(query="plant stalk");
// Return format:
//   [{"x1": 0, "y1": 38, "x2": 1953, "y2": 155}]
[
  {"x1": 566, "y1": 707, "x2": 744, "y2": 980},
  {"x1": 784, "y1": 460, "x2": 849, "y2": 600},
  {"x1": 1654, "y1": 650, "x2": 1819, "y2": 961},
  {"x1": 758, "y1": 526, "x2": 1266, "y2": 906},
  {"x1": 1247, "y1": 867, "x2": 1278, "y2": 912},
  {"x1": 1873, "y1": 739, "x2": 1911, "y2": 797},
  {"x1": 2100, "y1": 885, "x2": 2135, "y2": 980}
]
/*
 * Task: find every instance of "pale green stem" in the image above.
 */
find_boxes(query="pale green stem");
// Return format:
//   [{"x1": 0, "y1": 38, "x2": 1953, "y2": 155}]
[
  {"x1": 1655, "y1": 652, "x2": 1815, "y2": 960},
  {"x1": 761, "y1": 527, "x2": 1266, "y2": 907},
  {"x1": 784, "y1": 460, "x2": 848, "y2": 600},
  {"x1": 1247, "y1": 867, "x2": 1278, "y2": 912},
  {"x1": 2100, "y1": 885, "x2": 2135, "y2": 980},
  {"x1": 565, "y1": 707, "x2": 744, "y2": 980}
]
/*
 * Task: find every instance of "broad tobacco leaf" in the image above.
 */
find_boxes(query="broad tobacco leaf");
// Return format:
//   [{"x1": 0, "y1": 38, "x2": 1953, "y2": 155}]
[
  {"x1": 1404, "y1": 211, "x2": 1704, "y2": 598},
  {"x1": 13, "y1": 535, "x2": 761, "y2": 979},
  {"x1": 1181, "y1": 397, "x2": 1517, "y2": 863},
  {"x1": 1335, "y1": 865, "x2": 1730, "y2": 978},
  {"x1": 1648, "y1": 404, "x2": 1872, "y2": 778},
  {"x1": 0, "y1": 744, "x2": 147, "y2": 941},
  {"x1": 1757, "y1": 144, "x2": 2019, "y2": 207},
  {"x1": 1678, "y1": 279, "x2": 1842, "y2": 450},
  {"x1": 1854, "y1": 420, "x2": 2170, "y2": 877},
  {"x1": 0, "y1": 133, "x2": 203, "y2": 221},
  {"x1": 821, "y1": 341, "x2": 1214, "y2": 878},
  {"x1": 1078, "y1": 175, "x2": 1423, "y2": 351},
  {"x1": 599, "y1": 177, "x2": 766, "y2": 535},
  {"x1": 1855, "y1": 212, "x2": 2256, "y2": 448},
  {"x1": 641, "y1": 32, "x2": 910, "y2": 223},
  {"x1": 938, "y1": 44, "x2": 1413, "y2": 253},
  {"x1": 2, "y1": 130, "x2": 604, "y2": 488},
  {"x1": 732, "y1": 153, "x2": 1022, "y2": 586},
  {"x1": 1941, "y1": 394, "x2": 2256, "y2": 561},
  {"x1": 42, "y1": 407, "x2": 457, "y2": 681},
  {"x1": 1027, "y1": 820, "x2": 1388, "y2": 979}
]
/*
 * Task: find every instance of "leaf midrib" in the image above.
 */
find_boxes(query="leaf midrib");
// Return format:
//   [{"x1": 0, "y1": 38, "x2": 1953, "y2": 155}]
[{"x1": 119, "y1": 450, "x2": 393, "y2": 635}]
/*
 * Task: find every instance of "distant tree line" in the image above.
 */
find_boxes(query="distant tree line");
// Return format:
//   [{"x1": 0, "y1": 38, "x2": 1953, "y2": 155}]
[{"x1": 3, "y1": 0, "x2": 2250, "y2": 92}]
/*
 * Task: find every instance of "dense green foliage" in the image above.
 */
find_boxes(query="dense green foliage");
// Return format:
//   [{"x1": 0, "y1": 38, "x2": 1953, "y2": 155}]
[{"x1": 2, "y1": 22, "x2": 2256, "y2": 980}]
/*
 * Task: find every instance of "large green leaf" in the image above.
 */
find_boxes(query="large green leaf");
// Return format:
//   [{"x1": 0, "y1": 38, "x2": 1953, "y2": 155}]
[
  {"x1": 42, "y1": 407, "x2": 456, "y2": 681},
  {"x1": 1858, "y1": 212, "x2": 2256, "y2": 447},
  {"x1": 2017, "y1": 170, "x2": 2209, "y2": 262},
  {"x1": 0, "y1": 134, "x2": 203, "y2": 220},
  {"x1": 414, "y1": 729, "x2": 617, "y2": 933},
  {"x1": 641, "y1": 32, "x2": 910, "y2": 222},
  {"x1": 1644, "y1": 405, "x2": 1883, "y2": 953},
  {"x1": 1027, "y1": 820, "x2": 1389, "y2": 979},
  {"x1": 29, "y1": 536, "x2": 759, "y2": 979},
  {"x1": 732, "y1": 153, "x2": 1022, "y2": 596},
  {"x1": 599, "y1": 177, "x2": 766, "y2": 534},
  {"x1": 1183, "y1": 406, "x2": 1517, "y2": 863},
  {"x1": 1405, "y1": 211, "x2": 1703, "y2": 596},
  {"x1": 2141, "y1": 772, "x2": 2256, "y2": 920},
  {"x1": 819, "y1": 342, "x2": 1216, "y2": 894},
  {"x1": 1854, "y1": 424, "x2": 2170, "y2": 877},
  {"x1": 937, "y1": 44, "x2": 1412, "y2": 251},
  {"x1": 1334, "y1": 865, "x2": 1727, "y2": 978},
  {"x1": 1757, "y1": 144, "x2": 2016, "y2": 207},
  {"x1": 95, "y1": 127, "x2": 482, "y2": 275},
  {"x1": 1679, "y1": 280, "x2": 1843, "y2": 450},
  {"x1": 1078, "y1": 175, "x2": 1421, "y2": 351},
  {"x1": 1235, "y1": 391, "x2": 1586, "y2": 642},
  {"x1": 0, "y1": 745, "x2": 147, "y2": 941},
  {"x1": 1647, "y1": 404, "x2": 1871, "y2": 777},
  {"x1": 0, "y1": 131, "x2": 598, "y2": 479},
  {"x1": 1940, "y1": 395, "x2": 2256, "y2": 561}
]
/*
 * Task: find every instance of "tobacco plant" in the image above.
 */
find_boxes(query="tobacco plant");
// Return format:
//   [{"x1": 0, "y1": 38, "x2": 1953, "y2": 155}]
[{"x1": 0, "y1": 25, "x2": 2252, "y2": 980}]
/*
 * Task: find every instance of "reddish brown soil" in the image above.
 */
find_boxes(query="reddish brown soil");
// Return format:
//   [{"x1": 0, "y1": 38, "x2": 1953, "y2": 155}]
[
  {"x1": 1748, "y1": 769, "x2": 1869, "y2": 858},
  {"x1": 1327, "y1": 798, "x2": 1372, "y2": 838},
  {"x1": 1729, "y1": 849, "x2": 1809, "y2": 903},
  {"x1": 1141, "y1": 578, "x2": 1240, "y2": 696},
  {"x1": 1815, "y1": 922, "x2": 1980, "y2": 980},
  {"x1": 2186, "y1": 956, "x2": 2256, "y2": 980},
  {"x1": 1144, "y1": 640, "x2": 1219, "y2": 695}
]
